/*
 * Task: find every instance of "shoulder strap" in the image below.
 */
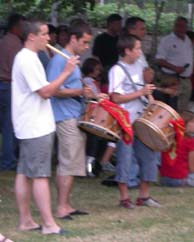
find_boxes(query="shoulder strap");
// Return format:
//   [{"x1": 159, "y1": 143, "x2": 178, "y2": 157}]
[{"x1": 116, "y1": 62, "x2": 148, "y2": 106}]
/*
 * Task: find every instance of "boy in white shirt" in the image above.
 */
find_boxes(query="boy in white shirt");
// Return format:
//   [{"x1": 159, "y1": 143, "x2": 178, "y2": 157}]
[{"x1": 109, "y1": 34, "x2": 161, "y2": 208}]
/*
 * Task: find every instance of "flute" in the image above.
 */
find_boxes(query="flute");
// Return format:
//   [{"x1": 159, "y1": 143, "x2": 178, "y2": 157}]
[{"x1": 46, "y1": 43, "x2": 70, "y2": 59}]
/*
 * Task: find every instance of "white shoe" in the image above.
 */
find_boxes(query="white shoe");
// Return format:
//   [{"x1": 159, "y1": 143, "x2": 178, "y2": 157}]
[
  {"x1": 86, "y1": 156, "x2": 95, "y2": 177},
  {"x1": 136, "y1": 197, "x2": 162, "y2": 208}
]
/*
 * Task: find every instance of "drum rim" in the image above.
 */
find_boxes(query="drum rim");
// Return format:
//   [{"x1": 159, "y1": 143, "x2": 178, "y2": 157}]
[
  {"x1": 78, "y1": 121, "x2": 121, "y2": 140},
  {"x1": 134, "y1": 118, "x2": 173, "y2": 150},
  {"x1": 149, "y1": 100, "x2": 180, "y2": 120}
]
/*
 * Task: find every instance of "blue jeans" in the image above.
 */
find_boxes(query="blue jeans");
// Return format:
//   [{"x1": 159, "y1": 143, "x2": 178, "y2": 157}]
[
  {"x1": 115, "y1": 140, "x2": 134, "y2": 184},
  {"x1": 128, "y1": 154, "x2": 139, "y2": 187},
  {"x1": 115, "y1": 138, "x2": 158, "y2": 184},
  {"x1": 0, "y1": 82, "x2": 16, "y2": 170},
  {"x1": 160, "y1": 177, "x2": 187, "y2": 187}
]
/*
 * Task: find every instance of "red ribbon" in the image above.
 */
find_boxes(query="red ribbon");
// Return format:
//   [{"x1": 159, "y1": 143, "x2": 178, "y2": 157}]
[
  {"x1": 99, "y1": 99, "x2": 133, "y2": 144},
  {"x1": 162, "y1": 118, "x2": 185, "y2": 166}
]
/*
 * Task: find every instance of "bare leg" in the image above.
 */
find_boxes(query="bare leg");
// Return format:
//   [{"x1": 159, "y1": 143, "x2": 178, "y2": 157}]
[
  {"x1": 32, "y1": 178, "x2": 60, "y2": 234},
  {"x1": 100, "y1": 146, "x2": 115, "y2": 165},
  {"x1": 14, "y1": 174, "x2": 39, "y2": 231},
  {"x1": 138, "y1": 181, "x2": 150, "y2": 198},
  {"x1": 55, "y1": 175, "x2": 75, "y2": 217},
  {"x1": 118, "y1": 182, "x2": 129, "y2": 201}
]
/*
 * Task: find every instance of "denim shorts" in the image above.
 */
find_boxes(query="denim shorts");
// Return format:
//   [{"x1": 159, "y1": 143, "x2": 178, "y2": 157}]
[
  {"x1": 115, "y1": 137, "x2": 158, "y2": 184},
  {"x1": 160, "y1": 177, "x2": 187, "y2": 187},
  {"x1": 17, "y1": 133, "x2": 54, "y2": 178}
]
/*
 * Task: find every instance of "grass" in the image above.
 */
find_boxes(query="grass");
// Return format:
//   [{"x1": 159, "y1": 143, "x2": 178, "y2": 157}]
[{"x1": 1, "y1": 171, "x2": 194, "y2": 242}]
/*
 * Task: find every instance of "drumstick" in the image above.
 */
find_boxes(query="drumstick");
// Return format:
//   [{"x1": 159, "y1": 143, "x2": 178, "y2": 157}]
[
  {"x1": 136, "y1": 83, "x2": 176, "y2": 93},
  {"x1": 46, "y1": 43, "x2": 70, "y2": 59}
]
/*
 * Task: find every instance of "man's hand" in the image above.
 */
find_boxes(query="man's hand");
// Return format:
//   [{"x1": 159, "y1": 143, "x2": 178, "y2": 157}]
[
  {"x1": 173, "y1": 66, "x2": 185, "y2": 74},
  {"x1": 63, "y1": 55, "x2": 80, "y2": 75}
]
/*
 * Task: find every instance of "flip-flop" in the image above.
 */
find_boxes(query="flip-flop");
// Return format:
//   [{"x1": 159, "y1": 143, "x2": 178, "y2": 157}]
[
  {"x1": 20, "y1": 225, "x2": 42, "y2": 232},
  {"x1": 58, "y1": 215, "x2": 73, "y2": 220},
  {"x1": 69, "y1": 210, "x2": 89, "y2": 216},
  {"x1": 45, "y1": 228, "x2": 67, "y2": 235},
  {"x1": 28, "y1": 225, "x2": 42, "y2": 231}
]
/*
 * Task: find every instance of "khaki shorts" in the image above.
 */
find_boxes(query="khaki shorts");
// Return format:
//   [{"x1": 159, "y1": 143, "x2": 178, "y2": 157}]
[
  {"x1": 56, "y1": 119, "x2": 86, "y2": 176},
  {"x1": 17, "y1": 133, "x2": 54, "y2": 178}
]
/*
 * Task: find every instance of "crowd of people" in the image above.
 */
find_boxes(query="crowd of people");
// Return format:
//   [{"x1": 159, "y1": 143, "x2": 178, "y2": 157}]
[{"x1": 0, "y1": 11, "x2": 194, "y2": 240}]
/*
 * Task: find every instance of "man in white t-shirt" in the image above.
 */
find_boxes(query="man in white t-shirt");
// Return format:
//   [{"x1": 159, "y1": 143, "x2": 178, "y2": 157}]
[
  {"x1": 156, "y1": 16, "x2": 193, "y2": 112},
  {"x1": 109, "y1": 34, "x2": 161, "y2": 208},
  {"x1": 12, "y1": 20, "x2": 79, "y2": 235}
]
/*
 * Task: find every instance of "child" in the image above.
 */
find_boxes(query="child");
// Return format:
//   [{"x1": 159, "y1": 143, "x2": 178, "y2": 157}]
[
  {"x1": 160, "y1": 116, "x2": 194, "y2": 187},
  {"x1": 81, "y1": 57, "x2": 115, "y2": 176}
]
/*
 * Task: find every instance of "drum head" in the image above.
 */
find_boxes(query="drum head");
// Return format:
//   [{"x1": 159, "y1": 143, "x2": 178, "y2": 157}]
[
  {"x1": 78, "y1": 121, "x2": 120, "y2": 142},
  {"x1": 133, "y1": 118, "x2": 174, "y2": 151}
]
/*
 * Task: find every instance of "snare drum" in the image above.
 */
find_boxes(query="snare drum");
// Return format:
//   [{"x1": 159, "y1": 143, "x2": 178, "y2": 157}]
[
  {"x1": 133, "y1": 101, "x2": 181, "y2": 151},
  {"x1": 78, "y1": 101, "x2": 122, "y2": 142}
]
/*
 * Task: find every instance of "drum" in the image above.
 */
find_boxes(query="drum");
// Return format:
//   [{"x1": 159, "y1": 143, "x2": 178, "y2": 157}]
[
  {"x1": 78, "y1": 101, "x2": 122, "y2": 142},
  {"x1": 133, "y1": 101, "x2": 181, "y2": 151}
]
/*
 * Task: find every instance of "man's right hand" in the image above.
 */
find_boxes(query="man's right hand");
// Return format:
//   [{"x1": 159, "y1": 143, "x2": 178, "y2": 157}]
[
  {"x1": 173, "y1": 65, "x2": 185, "y2": 74},
  {"x1": 63, "y1": 56, "x2": 80, "y2": 75}
]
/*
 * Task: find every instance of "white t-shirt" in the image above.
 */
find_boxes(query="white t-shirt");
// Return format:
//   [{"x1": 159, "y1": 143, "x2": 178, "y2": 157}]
[
  {"x1": 108, "y1": 60, "x2": 147, "y2": 123},
  {"x1": 12, "y1": 48, "x2": 55, "y2": 139},
  {"x1": 156, "y1": 32, "x2": 193, "y2": 77},
  {"x1": 139, "y1": 53, "x2": 148, "y2": 68}
]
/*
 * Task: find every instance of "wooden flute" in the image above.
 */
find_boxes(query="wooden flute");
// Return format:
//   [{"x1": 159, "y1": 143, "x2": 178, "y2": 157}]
[{"x1": 46, "y1": 43, "x2": 70, "y2": 59}]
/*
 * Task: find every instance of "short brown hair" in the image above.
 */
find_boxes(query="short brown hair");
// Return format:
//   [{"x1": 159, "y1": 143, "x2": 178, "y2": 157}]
[{"x1": 117, "y1": 34, "x2": 140, "y2": 57}]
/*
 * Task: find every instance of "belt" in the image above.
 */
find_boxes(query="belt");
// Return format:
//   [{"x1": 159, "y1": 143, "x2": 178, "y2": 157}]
[{"x1": 0, "y1": 80, "x2": 11, "y2": 84}]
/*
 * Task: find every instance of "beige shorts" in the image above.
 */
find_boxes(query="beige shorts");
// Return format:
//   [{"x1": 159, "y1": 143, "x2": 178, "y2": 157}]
[{"x1": 56, "y1": 119, "x2": 86, "y2": 176}]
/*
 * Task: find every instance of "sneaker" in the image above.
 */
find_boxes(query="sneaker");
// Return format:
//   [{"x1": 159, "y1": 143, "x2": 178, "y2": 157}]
[
  {"x1": 101, "y1": 162, "x2": 116, "y2": 172},
  {"x1": 136, "y1": 197, "x2": 162, "y2": 208},
  {"x1": 119, "y1": 198, "x2": 135, "y2": 209}
]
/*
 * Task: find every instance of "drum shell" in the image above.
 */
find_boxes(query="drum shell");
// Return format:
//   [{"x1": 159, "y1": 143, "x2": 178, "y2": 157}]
[
  {"x1": 78, "y1": 101, "x2": 122, "y2": 142},
  {"x1": 133, "y1": 101, "x2": 181, "y2": 151}
]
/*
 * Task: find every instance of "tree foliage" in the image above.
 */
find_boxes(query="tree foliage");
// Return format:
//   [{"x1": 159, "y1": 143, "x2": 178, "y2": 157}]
[
  {"x1": 0, "y1": 0, "x2": 192, "y2": 29},
  {"x1": 0, "y1": 0, "x2": 95, "y2": 23}
]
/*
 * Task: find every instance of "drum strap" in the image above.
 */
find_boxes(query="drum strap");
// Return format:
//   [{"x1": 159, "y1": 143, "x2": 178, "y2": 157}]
[{"x1": 116, "y1": 63, "x2": 148, "y2": 106}]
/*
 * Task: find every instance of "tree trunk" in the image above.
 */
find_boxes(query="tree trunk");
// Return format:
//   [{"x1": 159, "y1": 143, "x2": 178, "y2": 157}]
[
  {"x1": 50, "y1": 1, "x2": 60, "y2": 26},
  {"x1": 188, "y1": 3, "x2": 194, "y2": 30},
  {"x1": 150, "y1": 0, "x2": 165, "y2": 63}
]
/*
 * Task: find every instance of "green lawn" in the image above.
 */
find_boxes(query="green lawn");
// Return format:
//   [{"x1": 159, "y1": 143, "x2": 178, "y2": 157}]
[{"x1": 0, "y1": 171, "x2": 194, "y2": 242}]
